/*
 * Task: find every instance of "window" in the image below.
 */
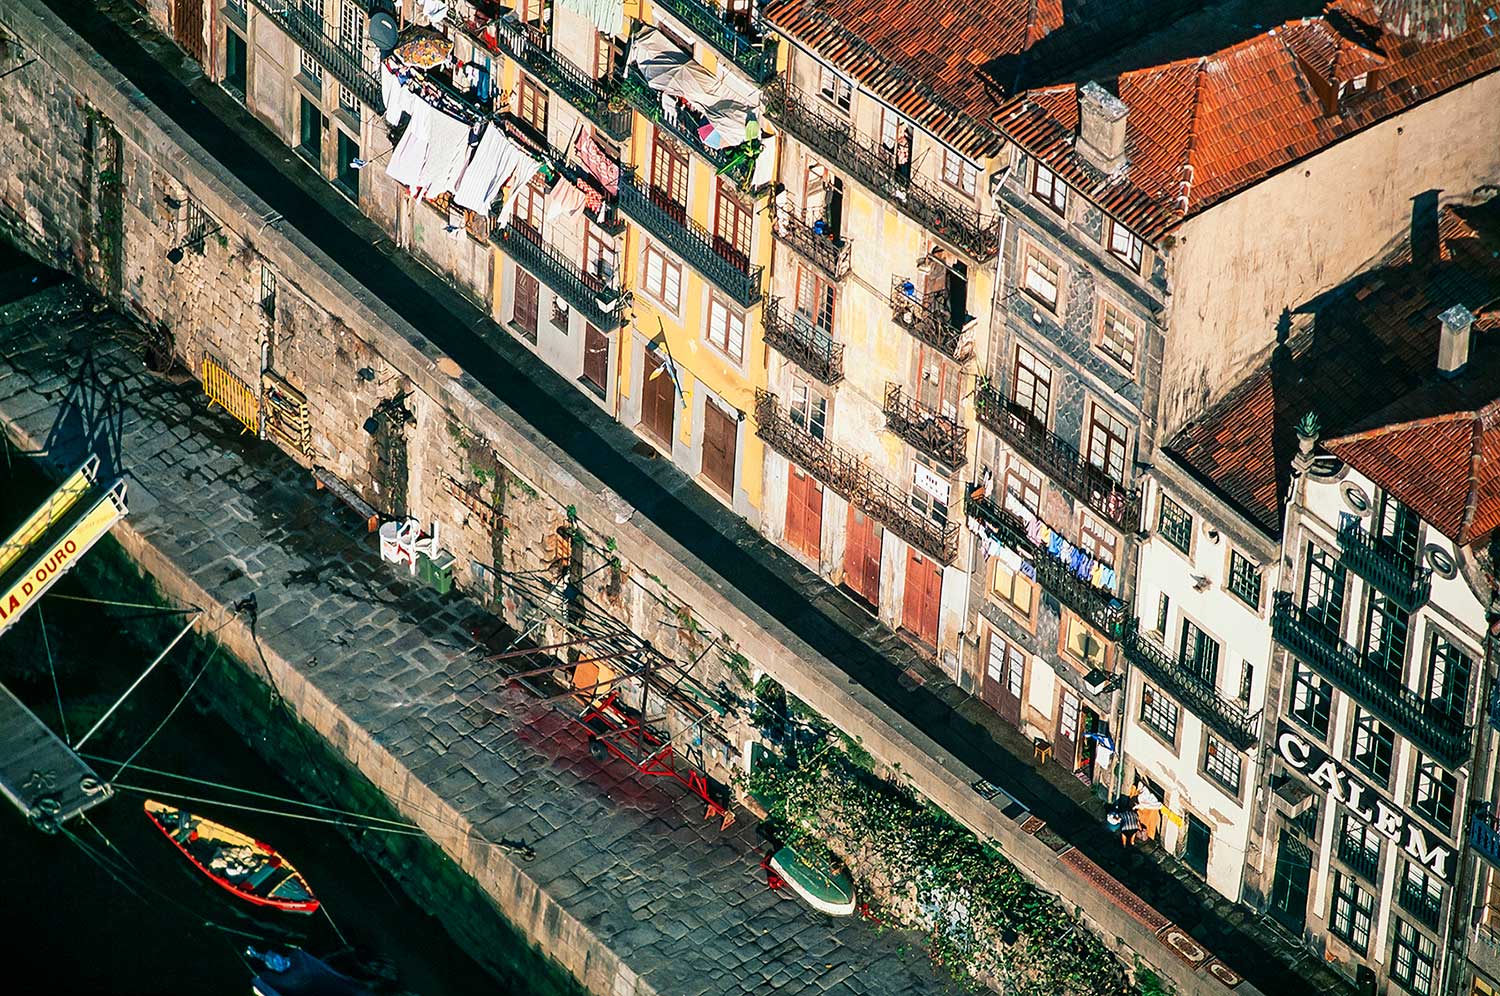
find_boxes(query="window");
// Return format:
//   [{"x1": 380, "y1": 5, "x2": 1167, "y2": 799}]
[
  {"x1": 642, "y1": 243, "x2": 682, "y2": 310},
  {"x1": 1021, "y1": 244, "x2": 1060, "y2": 309},
  {"x1": 1012, "y1": 345, "x2": 1052, "y2": 425},
  {"x1": 1374, "y1": 489, "x2": 1420, "y2": 564},
  {"x1": 1289, "y1": 661, "x2": 1332, "y2": 738},
  {"x1": 1085, "y1": 402, "x2": 1129, "y2": 485},
  {"x1": 335, "y1": 132, "x2": 359, "y2": 197},
  {"x1": 517, "y1": 76, "x2": 548, "y2": 134},
  {"x1": 706, "y1": 297, "x2": 745, "y2": 362},
  {"x1": 1348, "y1": 707, "x2": 1394, "y2": 786},
  {"x1": 1238, "y1": 661, "x2": 1253, "y2": 704},
  {"x1": 1363, "y1": 593, "x2": 1410, "y2": 682},
  {"x1": 1228, "y1": 551, "x2": 1262, "y2": 607},
  {"x1": 1155, "y1": 592, "x2": 1170, "y2": 636},
  {"x1": 795, "y1": 265, "x2": 836, "y2": 338},
  {"x1": 1339, "y1": 813, "x2": 1383, "y2": 880},
  {"x1": 1062, "y1": 614, "x2": 1107, "y2": 670},
  {"x1": 1107, "y1": 219, "x2": 1144, "y2": 272},
  {"x1": 1179, "y1": 619, "x2": 1220, "y2": 686},
  {"x1": 1202, "y1": 734, "x2": 1242, "y2": 794},
  {"x1": 1077, "y1": 510, "x2": 1118, "y2": 569},
  {"x1": 789, "y1": 380, "x2": 827, "y2": 440},
  {"x1": 1140, "y1": 683, "x2": 1179, "y2": 742},
  {"x1": 1303, "y1": 543, "x2": 1347, "y2": 635},
  {"x1": 1411, "y1": 758, "x2": 1456, "y2": 832},
  {"x1": 650, "y1": 129, "x2": 690, "y2": 212},
  {"x1": 1097, "y1": 298, "x2": 1138, "y2": 370},
  {"x1": 592, "y1": 31, "x2": 614, "y2": 79},
  {"x1": 299, "y1": 48, "x2": 324, "y2": 84},
  {"x1": 1399, "y1": 861, "x2": 1444, "y2": 930},
  {"x1": 1426, "y1": 632, "x2": 1473, "y2": 718},
  {"x1": 1030, "y1": 162, "x2": 1066, "y2": 214},
  {"x1": 990, "y1": 556, "x2": 1035, "y2": 617},
  {"x1": 908, "y1": 457, "x2": 949, "y2": 529},
  {"x1": 514, "y1": 180, "x2": 546, "y2": 235},
  {"x1": 583, "y1": 223, "x2": 617, "y2": 287},
  {"x1": 1329, "y1": 872, "x2": 1374, "y2": 953},
  {"x1": 942, "y1": 149, "x2": 978, "y2": 196},
  {"x1": 336, "y1": 83, "x2": 360, "y2": 122},
  {"x1": 1391, "y1": 918, "x2": 1437, "y2": 996},
  {"x1": 297, "y1": 96, "x2": 322, "y2": 163},
  {"x1": 817, "y1": 63, "x2": 852, "y2": 113},
  {"x1": 338, "y1": 0, "x2": 364, "y2": 56},
  {"x1": 1157, "y1": 493, "x2": 1192, "y2": 553},
  {"x1": 1003, "y1": 460, "x2": 1042, "y2": 516},
  {"x1": 713, "y1": 182, "x2": 752, "y2": 268}
]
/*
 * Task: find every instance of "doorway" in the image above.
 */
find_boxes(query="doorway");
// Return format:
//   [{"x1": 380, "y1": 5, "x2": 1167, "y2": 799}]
[
  {"x1": 640, "y1": 348, "x2": 676, "y2": 448},
  {"x1": 843, "y1": 506, "x2": 882, "y2": 609},
  {"x1": 224, "y1": 29, "x2": 247, "y2": 100},
  {"x1": 1054, "y1": 688, "x2": 1080, "y2": 773},
  {"x1": 785, "y1": 466, "x2": 823, "y2": 563},
  {"x1": 513, "y1": 269, "x2": 539, "y2": 343},
  {"x1": 581, "y1": 323, "x2": 609, "y2": 397},
  {"x1": 1184, "y1": 813, "x2": 1212, "y2": 877},
  {"x1": 1267, "y1": 829, "x2": 1311, "y2": 931},
  {"x1": 980, "y1": 632, "x2": 1024, "y2": 727},
  {"x1": 701, "y1": 401, "x2": 737, "y2": 497},
  {"x1": 901, "y1": 548, "x2": 941, "y2": 647}
]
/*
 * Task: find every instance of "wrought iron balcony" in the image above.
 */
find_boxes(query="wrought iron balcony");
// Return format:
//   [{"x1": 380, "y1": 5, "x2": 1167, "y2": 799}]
[
  {"x1": 617, "y1": 168, "x2": 762, "y2": 306},
  {"x1": 497, "y1": 222, "x2": 623, "y2": 331},
  {"x1": 251, "y1": 0, "x2": 381, "y2": 110},
  {"x1": 964, "y1": 490, "x2": 1125, "y2": 639},
  {"x1": 755, "y1": 390, "x2": 956, "y2": 563},
  {"x1": 487, "y1": 16, "x2": 632, "y2": 140},
  {"x1": 765, "y1": 81, "x2": 998, "y2": 261},
  {"x1": 1336, "y1": 832, "x2": 1383, "y2": 883},
  {"x1": 1336, "y1": 515, "x2": 1433, "y2": 612},
  {"x1": 774, "y1": 208, "x2": 851, "y2": 281},
  {"x1": 762, "y1": 298, "x2": 843, "y2": 384},
  {"x1": 654, "y1": 0, "x2": 778, "y2": 83},
  {"x1": 621, "y1": 71, "x2": 758, "y2": 187},
  {"x1": 1473, "y1": 811, "x2": 1500, "y2": 867},
  {"x1": 974, "y1": 377, "x2": 1140, "y2": 532},
  {"x1": 1397, "y1": 876, "x2": 1443, "y2": 931},
  {"x1": 889, "y1": 278, "x2": 975, "y2": 362},
  {"x1": 1120, "y1": 621, "x2": 1259, "y2": 750},
  {"x1": 884, "y1": 384, "x2": 967, "y2": 468},
  {"x1": 1271, "y1": 593, "x2": 1468, "y2": 767}
]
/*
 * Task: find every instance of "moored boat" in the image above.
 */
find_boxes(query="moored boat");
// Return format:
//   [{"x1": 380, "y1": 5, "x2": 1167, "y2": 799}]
[
  {"x1": 144, "y1": 798, "x2": 319, "y2": 913},
  {"x1": 248, "y1": 947, "x2": 374, "y2": 996},
  {"x1": 770, "y1": 843, "x2": 856, "y2": 916}
]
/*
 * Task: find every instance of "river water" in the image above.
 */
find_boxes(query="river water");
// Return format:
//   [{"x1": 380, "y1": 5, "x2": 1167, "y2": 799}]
[{"x1": 0, "y1": 249, "x2": 536, "y2": 995}]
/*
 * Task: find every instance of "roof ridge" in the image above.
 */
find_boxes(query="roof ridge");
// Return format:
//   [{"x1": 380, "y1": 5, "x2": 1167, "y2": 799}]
[
  {"x1": 1326, "y1": 409, "x2": 1479, "y2": 446},
  {"x1": 1459, "y1": 407, "x2": 1485, "y2": 542},
  {"x1": 1176, "y1": 57, "x2": 1209, "y2": 212}
]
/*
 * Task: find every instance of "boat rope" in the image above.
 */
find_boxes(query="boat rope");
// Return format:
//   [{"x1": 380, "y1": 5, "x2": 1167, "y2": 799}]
[
  {"x1": 107, "y1": 621, "x2": 232, "y2": 783},
  {"x1": 44, "y1": 592, "x2": 202, "y2": 613},
  {"x1": 38, "y1": 604, "x2": 70, "y2": 743},
  {"x1": 111, "y1": 784, "x2": 437, "y2": 837},
  {"x1": 321, "y1": 904, "x2": 349, "y2": 948},
  {"x1": 74, "y1": 611, "x2": 202, "y2": 750}
]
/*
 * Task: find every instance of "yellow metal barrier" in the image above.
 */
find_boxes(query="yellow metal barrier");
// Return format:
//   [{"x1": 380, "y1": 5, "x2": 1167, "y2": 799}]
[{"x1": 202, "y1": 354, "x2": 259, "y2": 435}]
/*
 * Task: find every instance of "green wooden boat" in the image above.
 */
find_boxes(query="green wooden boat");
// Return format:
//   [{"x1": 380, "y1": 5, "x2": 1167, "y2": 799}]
[{"x1": 770, "y1": 844, "x2": 856, "y2": 916}]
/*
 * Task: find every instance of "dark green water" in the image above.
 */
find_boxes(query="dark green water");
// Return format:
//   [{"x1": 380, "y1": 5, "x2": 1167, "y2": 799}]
[{"x1": 0, "y1": 447, "x2": 513, "y2": 995}]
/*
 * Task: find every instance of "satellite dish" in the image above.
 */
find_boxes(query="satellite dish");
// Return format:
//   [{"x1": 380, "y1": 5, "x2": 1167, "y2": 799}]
[{"x1": 369, "y1": 12, "x2": 398, "y2": 54}]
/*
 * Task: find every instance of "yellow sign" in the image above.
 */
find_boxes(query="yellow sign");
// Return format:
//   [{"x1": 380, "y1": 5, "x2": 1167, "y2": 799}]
[
  {"x1": 0, "y1": 457, "x2": 97, "y2": 580},
  {"x1": 0, "y1": 482, "x2": 126, "y2": 632}
]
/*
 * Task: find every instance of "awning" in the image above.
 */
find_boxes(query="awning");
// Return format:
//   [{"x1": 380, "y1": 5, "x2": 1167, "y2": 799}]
[{"x1": 629, "y1": 28, "x2": 760, "y2": 148}]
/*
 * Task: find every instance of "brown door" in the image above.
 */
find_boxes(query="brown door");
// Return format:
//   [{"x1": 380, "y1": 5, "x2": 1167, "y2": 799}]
[
  {"x1": 902, "y1": 548, "x2": 942, "y2": 647},
  {"x1": 702, "y1": 402, "x2": 737, "y2": 495},
  {"x1": 980, "y1": 631, "x2": 1025, "y2": 727},
  {"x1": 582, "y1": 323, "x2": 609, "y2": 396},
  {"x1": 514, "y1": 269, "x2": 539, "y2": 342},
  {"x1": 1055, "y1": 688, "x2": 1081, "y2": 773},
  {"x1": 174, "y1": 0, "x2": 207, "y2": 65},
  {"x1": 785, "y1": 466, "x2": 823, "y2": 562},
  {"x1": 843, "y1": 506, "x2": 882, "y2": 608},
  {"x1": 640, "y1": 349, "x2": 676, "y2": 447}
]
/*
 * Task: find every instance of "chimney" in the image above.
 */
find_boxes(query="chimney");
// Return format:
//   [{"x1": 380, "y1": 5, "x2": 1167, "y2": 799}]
[
  {"x1": 1438, "y1": 304, "x2": 1474, "y2": 376},
  {"x1": 1076, "y1": 82, "x2": 1129, "y2": 174}
]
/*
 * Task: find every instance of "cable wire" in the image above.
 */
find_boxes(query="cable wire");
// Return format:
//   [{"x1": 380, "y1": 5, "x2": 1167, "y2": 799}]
[
  {"x1": 107, "y1": 621, "x2": 232, "y2": 782},
  {"x1": 111, "y1": 784, "x2": 436, "y2": 837},
  {"x1": 44, "y1": 592, "x2": 201, "y2": 612},
  {"x1": 38, "y1": 604, "x2": 70, "y2": 743}
]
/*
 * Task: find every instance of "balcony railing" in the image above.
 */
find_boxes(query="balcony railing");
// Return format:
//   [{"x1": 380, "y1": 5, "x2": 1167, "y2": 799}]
[
  {"x1": 621, "y1": 70, "x2": 758, "y2": 187},
  {"x1": 1473, "y1": 811, "x2": 1500, "y2": 867},
  {"x1": 251, "y1": 0, "x2": 381, "y2": 110},
  {"x1": 617, "y1": 169, "x2": 763, "y2": 306},
  {"x1": 762, "y1": 299, "x2": 843, "y2": 384},
  {"x1": 1336, "y1": 832, "x2": 1383, "y2": 883},
  {"x1": 884, "y1": 384, "x2": 967, "y2": 468},
  {"x1": 1337, "y1": 515, "x2": 1433, "y2": 612},
  {"x1": 965, "y1": 490, "x2": 1125, "y2": 639},
  {"x1": 755, "y1": 390, "x2": 956, "y2": 563},
  {"x1": 1397, "y1": 878, "x2": 1443, "y2": 931},
  {"x1": 497, "y1": 222, "x2": 623, "y2": 331},
  {"x1": 487, "y1": 16, "x2": 632, "y2": 140},
  {"x1": 974, "y1": 377, "x2": 1140, "y2": 532},
  {"x1": 889, "y1": 278, "x2": 976, "y2": 362},
  {"x1": 1271, "y1": 593, "x2": 1469, "y2": 767},
  {"x1": 654, "y1": 0, "x2": 778, "y2": 83},
  {"x1": 774, "y1": 209, "x2": 851, "y2": 281},
  {"x1": 765, "y1": 81, "x2": 998, "y2": 261},
  {"x1": 1120, "y1": 621, "x2": 1259, "y2": 750}
]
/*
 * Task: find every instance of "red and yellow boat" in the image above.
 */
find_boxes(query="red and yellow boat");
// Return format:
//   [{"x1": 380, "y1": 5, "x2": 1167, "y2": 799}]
[{"x1": 144, "y1": 799, "x2": 319, "y2": 914}]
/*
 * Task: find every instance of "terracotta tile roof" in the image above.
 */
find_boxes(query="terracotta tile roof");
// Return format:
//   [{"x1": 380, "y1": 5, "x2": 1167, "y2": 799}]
[
  {"x1": 1166, "y1": 200, "x2": 1500, "y2": 540},
  {"x1": 997, "y1": 1, "x2": 1500, "y2": 240}
]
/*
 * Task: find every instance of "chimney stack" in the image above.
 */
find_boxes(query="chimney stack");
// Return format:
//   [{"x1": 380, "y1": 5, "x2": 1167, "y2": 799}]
[
  {"x1": 1437, "y1": 304, "x2": 1474, "y2": 377},
  {"x1": 1076, "y1": 82, "x2": 1129, "y2": 174}
]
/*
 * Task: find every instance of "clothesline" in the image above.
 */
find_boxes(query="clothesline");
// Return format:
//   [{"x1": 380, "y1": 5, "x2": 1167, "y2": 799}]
[{"x1": 967, "y1": 475, "x2": 1121, "y2": 596}]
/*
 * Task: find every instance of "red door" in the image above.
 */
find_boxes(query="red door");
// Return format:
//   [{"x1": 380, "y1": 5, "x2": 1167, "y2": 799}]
[
  {"x1": 513, "y1": 269, "x2": 539, "y2": 343},
  {"x1": 1055, "y1": 688, "x2": 1081, "y2": 773},
  {"x1": 785, "y1": 466, "x2": 823, "y2": 562},
  {"x1": 640, "y1": 349, "x2": 676, "y2": 447},
  {"x1": 843, "y1": 506, "x2": 882, "y2": 608},
  {"x1": 902, "y1": 548, "x2": 942, "y2": 647},
  {"x1": 174, "y1": 0, "x2": 207, "y2": 65},
  {"x1": 981, "y1": 631, "x2": 1025, "y2": 727}
]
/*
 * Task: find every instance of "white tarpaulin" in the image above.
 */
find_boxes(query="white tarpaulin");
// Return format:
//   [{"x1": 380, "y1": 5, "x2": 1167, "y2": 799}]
[
  {"x1": 558, "y1": 0, "x2": 624, "y2": 37},
  {"x1": 628, "y1": 28, "x2": 760, "y2": 147}
]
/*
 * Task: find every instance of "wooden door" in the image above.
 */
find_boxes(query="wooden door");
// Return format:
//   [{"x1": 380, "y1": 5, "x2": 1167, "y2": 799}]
[
  {"x1": 902, "y1": 548, "x2": 941, "y2": 647},
  {"x1": 843, "y1": 506, "x2": 881, "y2": 608},
  {"x1": 702, "y1": 402, "x2": 737, "y2": 495},
  {"x1": 980, "y1": 631, "x2": 1024, "y2": 727},
  {"x1": 174, "y1": 0, "x2": 207, "y2": 65},
  {"x1": 582, "y1": 323, "x2": 609, "y2": 396},
  {"x1": 1054, "y1": 688, "x2": 1081, "y2": 773},
  {"x1": 640, "y1": 349, "x2": 676, "y2": 447},
  {"x1": 785, "y1": 466, "x2": 823, "y2": 562},
  {"x1": 513, "y1": 269, "x2": 539, "y2": 342}
]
